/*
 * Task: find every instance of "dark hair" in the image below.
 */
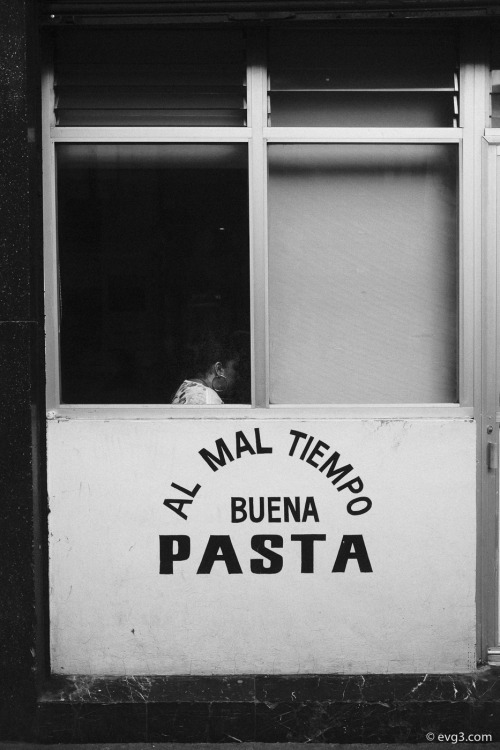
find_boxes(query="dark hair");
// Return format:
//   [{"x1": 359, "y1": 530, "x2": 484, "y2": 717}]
[{"x1": 187, "y1": 330, "x2": 246, "y2": 379}]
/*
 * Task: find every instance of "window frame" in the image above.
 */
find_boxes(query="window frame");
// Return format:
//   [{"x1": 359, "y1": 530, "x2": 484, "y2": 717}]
[{"x1": 42, "y1": 25, "x2": 474, "y2": 419}]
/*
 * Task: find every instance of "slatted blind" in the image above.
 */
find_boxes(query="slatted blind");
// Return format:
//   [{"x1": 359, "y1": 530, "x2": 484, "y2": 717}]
[
  {"x1": 268, "y1": 29, "x2": 459, "y2": 127},
  {"x1": 268, "y1": 144, "x2": 458, "y2": 404},
  {"x1": 54, "y1": 29, "x2": 247, "y2": 126}
]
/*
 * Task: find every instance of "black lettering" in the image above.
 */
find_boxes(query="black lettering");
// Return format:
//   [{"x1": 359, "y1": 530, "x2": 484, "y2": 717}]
[
  {"x1": 337, "y1": 476, "x2": 363, "y2": 493},
  {"x1": 291, "y1": 534, "x2": 326, "y2": 573},
  {"x1": 284, "y1": 496, "x2": 300, "y2": 522},
  {"x1": 159, "y1": 535, "x2": 190, "y2": 574},
  {"x1": 199, "y1": 438, "x2": 234, "y2": 472},
  {"x1": 170, "y1": 482, "x2": 201, "y2": 498},
  {"x1": 163, "y1": 498, "x2": 192, "y2": 520},
  {"x1": 289, "y1": 429, "x2": 308, "y2": 457},
  {"x1": 231, "y1": 497, "x2": 247, "y2": 523},
  {"x1": 306, "y1": 440, "x2": 329, "y2": 468},
  {"x1": 268, "y1": 497, "x2": 281, "y2": 522},
  {"x1": 300, "y1": 435, "x2": 314, "y2": 460},
  {"x1": 235, "y1": 430, "x2": 256, "y2": 459},
  {"x1": 250, "y1": 535, "x2": 283, "y2": 574},
  {"x1": 332, "y1": 535, "x2": 373, "y2": 572},
  {"x1": 347, "y1": 497, "x2": 372, "y2": 515},
  {"x1": 197, "y1": 535, "x2": 243, "y2": 574},
  {"x1": 249, "y1": 497, "x2": 265, "y2": 522},
  {"x1": 255, "y1": 428, "x2": 273, "y2": 454},
  {"x1": 319, "y1": 451, "x2": 353, "y2": 485},
  {"x1": 302, "y1": 496, "x2": 319, "y2": 522}
]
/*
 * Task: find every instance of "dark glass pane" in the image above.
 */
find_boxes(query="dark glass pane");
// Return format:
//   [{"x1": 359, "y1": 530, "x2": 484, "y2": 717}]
[
  {"x1": 491, "y1": 87, "x2": 500, "y2": 126},
  {"x1": 54, "y1": 29, "x2": 247, "y2": 127},
  {"x1": 57, "y1": 143, "x2": 250, "y2": 404},
  {"x1": 270, "y1": 92, "x2": 454, "y2": 128},
  {"x1": 57, "y1": 109, "x2": 246, "y2": 127},
  {"x1": 269, "y1": 29, "x2": 458, "y2": 127},
  {"x1": 490, "y1": 41, "x2": 500, "y2": 124}
]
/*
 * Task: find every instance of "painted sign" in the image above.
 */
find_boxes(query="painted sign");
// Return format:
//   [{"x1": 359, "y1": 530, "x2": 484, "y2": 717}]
[
  {"x1": 48, "y1": 418, "x2": 476, "y2": 674},
  {"x1": 161, "y1": 427, "x2": 373, "y2": 576}
]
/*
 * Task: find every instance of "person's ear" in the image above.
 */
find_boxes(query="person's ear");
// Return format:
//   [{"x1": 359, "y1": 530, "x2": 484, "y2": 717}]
[{"x1": 214, "y1": 361, "x2": 224, "y2": 376}]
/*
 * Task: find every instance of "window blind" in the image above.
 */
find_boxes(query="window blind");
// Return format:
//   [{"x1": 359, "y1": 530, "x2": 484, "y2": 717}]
[{"x1": 54, "y1": 29, "x2": 247, "y2": 126}]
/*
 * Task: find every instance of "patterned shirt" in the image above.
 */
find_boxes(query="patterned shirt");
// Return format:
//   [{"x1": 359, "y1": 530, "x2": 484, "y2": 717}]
[{"x1": 171, "y1": 380, "x2": 223, "y2": 405}]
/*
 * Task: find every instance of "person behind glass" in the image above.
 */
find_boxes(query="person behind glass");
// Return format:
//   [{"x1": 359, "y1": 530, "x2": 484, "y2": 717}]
[{"x1": 171, "y1": 335, "x2": 238, "y2": 405}]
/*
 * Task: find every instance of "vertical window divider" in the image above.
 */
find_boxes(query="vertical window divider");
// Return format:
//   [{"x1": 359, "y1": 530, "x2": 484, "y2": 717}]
[
  {"x1": 42, "y1": 43, "x2": 61, "y2": 412},
  {"x1": 461, "y1": 26, "x2": 484, "y2": 411},
  {"x1": 481, "y1": 134, "x2": 500, "y2": 662},
  {"x1": 247, "y1": 29, "x2": 269, "y2": 408}
]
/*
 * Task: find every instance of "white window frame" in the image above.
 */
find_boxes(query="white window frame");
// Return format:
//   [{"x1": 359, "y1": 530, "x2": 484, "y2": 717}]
[{"x1": 42, "y1": 25, "x2": 477, "y2": 420}]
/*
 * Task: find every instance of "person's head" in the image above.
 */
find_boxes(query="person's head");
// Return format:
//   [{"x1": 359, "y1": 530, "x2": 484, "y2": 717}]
[
  {"x1": 188, "y1": 331, "x2": 243, "y2": 395},
  {"x1": 206, "y1": 357, "x2": 238, "y2": 394}
]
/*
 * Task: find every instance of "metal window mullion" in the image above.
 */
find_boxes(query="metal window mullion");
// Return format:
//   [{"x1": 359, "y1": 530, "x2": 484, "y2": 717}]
[
  {"x1": 42, "y1": 55, "x2": 61, "y2": 412},
  {"x1": 461, "y1": 30, "x2": 486, "y2": 412},
  {"x1": 481, "y1": 135, "x2": 500, "y2": 657},
  {"x1": 484, "y1": 138, "x2": 500, "y2": 654},
  {"x1": 264, "y1": 126, "x2": 462, "y2": 142},
  {"x1": 247, "y1": 30, "x2": 269, "y2": 408},
  {"x1": 50, "y1": 126, "x2": 251, "y2": 141}
]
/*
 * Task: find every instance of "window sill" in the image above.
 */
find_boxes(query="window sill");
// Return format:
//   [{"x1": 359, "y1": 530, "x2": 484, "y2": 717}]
[{"x1": 46, "y1": 404, "x2": 474, "y2": 420}]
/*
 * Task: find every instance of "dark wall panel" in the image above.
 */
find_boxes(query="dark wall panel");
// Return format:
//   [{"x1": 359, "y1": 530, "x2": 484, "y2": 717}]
[
  {"x1": 0, "y1": 0, "x2": 43, "y2": 741},
  {"x1": 0, "y1": 3, "x2": 31, "y2": 322}
]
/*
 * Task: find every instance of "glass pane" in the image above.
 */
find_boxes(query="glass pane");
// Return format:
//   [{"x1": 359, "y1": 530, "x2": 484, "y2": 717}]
[
  {"x1": 490, "y1": 69, "x2": 500, "y2": 126},
  {"x1": 268, "y1": 144, "x2": 458, "y2": 404},
  {"x1": 54, "y1": 29, "x2": 247, "y2": 126},
  {"x1": 270, "y1": 92, "x2": 454, "y2": 128},
  {"x1": 269, "y1": 29, "x2": 458, "y2": 127},
  {"x1": 57, "y1": 144, "x2": 250, "y2": 404}
]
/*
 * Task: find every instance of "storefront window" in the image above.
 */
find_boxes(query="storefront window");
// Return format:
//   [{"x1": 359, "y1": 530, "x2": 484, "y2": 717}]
[{"x1": 46, "y1": 25, "x2": 464, "y2": 408}]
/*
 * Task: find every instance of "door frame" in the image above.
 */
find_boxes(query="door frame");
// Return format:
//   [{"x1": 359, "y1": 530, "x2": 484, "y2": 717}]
[{"x1": 480, "y1": 135, "x2": 500, "y2": 660}]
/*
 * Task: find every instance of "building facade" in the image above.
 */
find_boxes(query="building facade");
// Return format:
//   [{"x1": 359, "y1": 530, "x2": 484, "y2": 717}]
[{"x1": 3, "y1": 0, "x2": 500, "y2": 741}]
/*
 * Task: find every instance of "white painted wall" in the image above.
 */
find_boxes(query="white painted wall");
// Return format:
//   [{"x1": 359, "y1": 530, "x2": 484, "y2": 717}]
[{"x1": 48, "y1": 418, "x2": 476, "y2": 674}]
